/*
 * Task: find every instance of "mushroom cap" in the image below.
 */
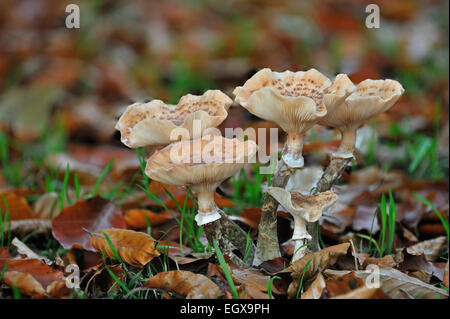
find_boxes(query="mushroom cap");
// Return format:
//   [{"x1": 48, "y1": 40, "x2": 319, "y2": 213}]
[
  {"x1": 267, "y1": 187, "x2": 337, "y2": 222},
  {"x1": 286, "y1": 166, "x2": 324, "y2": 195},
  {"x1": 115, "y1": 90, "x2": 232, "y2": 148},
  {"x1": 145, "y1": 135, "x2": 258, "y2": 193},
  {"x1": 233, "y1": 69, "x2": 354, "y2": 134},
  {"x1": 318, "y1": 79, "x2": 404, "y2": 130}
]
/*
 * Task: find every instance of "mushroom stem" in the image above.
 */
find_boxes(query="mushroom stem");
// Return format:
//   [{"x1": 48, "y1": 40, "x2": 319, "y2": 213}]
[
  {"x1": 307, "y1": 157, "x2": 352, "y2": 252},
  {"x1": 195, "y1": 191, "x2": 221, "y2": 226},
  {"x1": 282, "y1": 132, "x2": 305, "y2": 168},
  {"x1": 333, "y1": 129, "x2": 357, "y2": 159},
  {"x1": 292, "y1": 215, "x2": 310, "y2": 261},
  {"x1": 253, "y1": 157, "x2": 291, "y2": 266},
  {"x1": 293, "y1": 239, "x2": 308, "y2": 261}
]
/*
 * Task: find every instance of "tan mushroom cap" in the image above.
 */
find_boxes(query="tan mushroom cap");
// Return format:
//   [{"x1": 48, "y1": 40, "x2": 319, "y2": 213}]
[
  {"x1": 267, "y1": 187, "x2": 337, "y2": 223},
  {"x1": 318, "y1": 79, "x2": 404, "y2": 130},
  {"x1": 233, "y1": 68, "x2": 355, "y2": 133},
  {"x1": 145, "y1": 135, "x2": 258, "y2": 194},
  {"x1": 115, "y1": 90, "x2": 233, "y2": 148}
]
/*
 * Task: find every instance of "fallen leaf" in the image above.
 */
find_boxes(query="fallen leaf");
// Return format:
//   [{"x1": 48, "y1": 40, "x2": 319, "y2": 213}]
[
  {"x1": 85, "y1": 264, "x2": 125, "y2": 296},
  {"x1": 331, "y1": 287, "x2": 389, "y2": 299},
  {"x1": 3, "y1": 219, "x2": 52, "y2": 237},
  {"x1": 0, "y1": 258, "x2": 64, "y2": 295},
  {"x1": 0, "y1": 192, "x2": 34, "y2": 220},
  {"x1": 0, "y1": 247, "x2": 10, "y2": 259},
  {"x1": 259, "y1": 257, "x2": 290, "y2": 274},
  {"x1": 324, "y1": 268, "x2": 449, "y2": 299},
  {"x1": 90, "y1": 228, "x2": 160, "y2": 267},
  {"x1": 32, "y1": 191, "x2": 80, "y2": 220},
  {"x1": 406, "y1": 236, "x2": 447, "y2": 262},
  {"x1": 124, "y1": 209, "x2": 173, "y2": 229},
  {"x1": 287, "y1": 243, "x2": 350, "y2": 298},
  {"x1": 143, "y1": 270, "x2": 222, "y2": 299},
  {"x1": 324, "y1": 272, "x2": 365, "y2": 297},
  {"x1": 398, "y1": 249, "x2": 445, "y2": 281},
  {"x1": 301, "y1": 273, "x2": 326, "y2": 299},
  {"x1": 46, "y1": 279, "x2": 73, "y2": 298},
  {"x1": 52, "y1": 196, "x2": 126, "y2": 251},
  {"x1": 1, "y1": 271, "x2": 46, "y2": 297},
  {"x1": 362, "y1": 255, "x2": 397, "y2": 269}
]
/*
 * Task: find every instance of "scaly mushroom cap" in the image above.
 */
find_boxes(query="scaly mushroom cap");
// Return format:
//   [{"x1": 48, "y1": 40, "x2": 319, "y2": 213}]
[
  {"x1": 318, "y1": 79, "x2": 404, "y2": 130},
  {"x1": 233, "y1": 68, "x2": 354, "y2": 134},
  {"x1": 145, "y1": 135, "x2": 258, "y2": 194},
  {"x1": 267, "y1": 187, "x2": 337, "y2": 222},
  {"x1": 115, "y1": 90, "x2": 233, "y2": 148}
]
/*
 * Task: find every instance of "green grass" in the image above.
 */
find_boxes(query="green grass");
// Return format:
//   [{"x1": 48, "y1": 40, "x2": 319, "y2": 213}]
[
  {"x1": 90, "y1": 159, "x2": 114, "y2": 198},
  {"x1": 413, "y1": 192, "x2": 449, "y2": 242},
  {"x1": 0, "y1": 194, "x2": 11, "y2": 249},
  {"x1": 295, "y1": 258, "x2": 312, "y2": 299},
  {"x1": 212, "y1": 238, "x2": 239, "y2": 299},
  {"x1": 267, "y1": 276, "x2": 281, "y2": 299}
]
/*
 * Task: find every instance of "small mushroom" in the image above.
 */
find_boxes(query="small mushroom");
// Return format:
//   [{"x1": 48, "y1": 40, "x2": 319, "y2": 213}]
[
  {"x1": 115, "y1": 90, "x2": 232, "y2": 148},
  {"x1": 145, "y1": 135, "x2": 258, "y2": 225},
  {"x1": 285, "y1": 166, "x2": 324, "y2": 195},
  {"x1": 319, "y1": 79, "x2": 404, "y2": 159},
  {"x1": 233, "y1": 69, "x2": 354, "y2": 168},
  {"x1": 267, "y1": 187, "x2": 337, "y2": 261}
]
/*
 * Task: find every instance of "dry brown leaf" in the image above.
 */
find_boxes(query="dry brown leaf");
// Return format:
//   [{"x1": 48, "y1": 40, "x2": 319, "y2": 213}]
[
  {"x1": 324, "y1": 272, "x2": 365, "y2": 297},
  {"x1": 331, "y1": 287, "x2": 389, "y2": 299},
  {"x1": 124, "y1": 209, "x2": 173, "y2": 229},
  {"x1": 287, "y1": 243, "x2": 350, "y2": 298},
  {"x1": 406, "y1": 236, "x2": 447, "y2": 262},
  {"x1": 324, "y1": 268, "x2": 449, "y2": 299},
  {"x1": 90, "y1": 228, "x2": 160, "y2": 267},
  {"x1": 52, "y1": 196, "x2": 126, "y2": 251},
  {"x1": 46, "y1": 279, "x2": 73, "y2": 298},
  {"x1": 362, "y1": 255, "x2": 397, "y2": 269},
  {"x1": 0, "y1": 192, "x2": 34, "y2": 220},
  {"x1": 3, "y1": 219, "x2": 52, "y2": 237},
  {"x1": 1, "y1": 271, "x2": 46, "y2": 297},
  {"x1": 0, "y1": 259, "x2": 64, "y2": 290},
  {"x1": 32, "y1": 191, "x2": 79, "y2": 219},
  {"x1": 143, "y1": 270, "x2": 222, "y2": 299},
  {"x1": 301, "y1": 273, "x2": 326, "y2": 299},
  {"x1": 85, "y1": 264, "x2": 125, "y2": 296},
  {"x1": 0, "y1": 247, "x2": 10, "y2": 259}
]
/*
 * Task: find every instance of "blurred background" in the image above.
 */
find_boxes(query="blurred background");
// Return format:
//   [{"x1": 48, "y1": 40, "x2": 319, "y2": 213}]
[{"x1": 0, "y1": 0, "x2": 448, "y2": 187}]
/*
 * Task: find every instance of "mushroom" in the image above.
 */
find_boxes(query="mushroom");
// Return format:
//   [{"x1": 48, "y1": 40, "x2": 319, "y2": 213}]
[
  {"x1": 318, "y1": 79, "x2": 404, "y2": 159},
  {"x1": 267, "y1": 187, "x2": 337, "y2": 261},
  {"x1": 115, "y1": 90, "x2": 233, "y2": 148},
  {"x1": 145, "y1": 135, "x2": 258, "y2": 225},
  {"x1": 233, "y1": 69, "x2": 354, "y2": 168},
  {"x1": 285, "y1": 166, "x2": 324, "y2": 195}
]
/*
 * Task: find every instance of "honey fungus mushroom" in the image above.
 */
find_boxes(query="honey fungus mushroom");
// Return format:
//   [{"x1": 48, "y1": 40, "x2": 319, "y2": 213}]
[
  {"x1": 318, "y1": 79, "x2": 404, "y2": 159},
  {"x1": 233, "y1": 69, "x2": 354, "y2": 168},
  {"x1": 115, "y1": 90, "x2": 232, "y2": 148},
  {"x1": 267, "y1": 187, "x2": 337, "y2": 261},
  {"x1": 145, "y1": 135, "x2": 258, "y2": 225}
]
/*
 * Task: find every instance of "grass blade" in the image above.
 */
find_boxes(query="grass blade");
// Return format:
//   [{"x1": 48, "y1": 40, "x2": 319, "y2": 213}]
[
  {"x1": 387, "y1": 189, "x2": 396, "y2": 255},
  {"x1": 212, "y1": 238, "x2": 239, "y2": 299},
  {"x1": 91, "y1": 159, "x2": 114, "y2": 197}
]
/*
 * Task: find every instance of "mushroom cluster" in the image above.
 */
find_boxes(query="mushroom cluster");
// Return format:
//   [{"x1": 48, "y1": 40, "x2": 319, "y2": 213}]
[{"x1": 115, "y1": 67, "x2": 404, "y2": 265}]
